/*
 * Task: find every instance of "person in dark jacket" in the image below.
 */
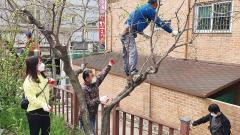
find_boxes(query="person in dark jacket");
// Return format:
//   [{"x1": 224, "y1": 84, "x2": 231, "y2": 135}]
[
  {"x1": 121, "y1": 0, "x2": 178, "y2": 78},
  {"x1": 192, "y1": 104, "x2": 231, "y2": 135},
  {"x1": 79, "y1": 59, "x2": 115, "y2": 133}
]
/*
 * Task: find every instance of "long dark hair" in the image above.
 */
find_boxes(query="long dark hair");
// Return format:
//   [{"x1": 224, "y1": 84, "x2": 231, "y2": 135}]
[{"x1": 26, "y1": 56, "x2": 40, "y2": 83}]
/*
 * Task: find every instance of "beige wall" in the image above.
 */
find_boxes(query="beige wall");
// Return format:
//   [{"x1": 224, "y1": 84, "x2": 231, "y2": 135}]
[
  {"x1": 106, "y1": 0, "x2": 240, "y2": 64},
  {"x1": 91, "y1": 72, "x2": 240, "y2": 135},
  {"x1": 98, "y1": 73, "x2": 151, "y2": 116}
]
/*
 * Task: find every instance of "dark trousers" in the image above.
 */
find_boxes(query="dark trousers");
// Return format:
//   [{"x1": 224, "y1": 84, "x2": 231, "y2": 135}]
[
  {"x1": 27, "y1": 108, "x2": 50, "y2": 135},
  {"x1": 80, "y1": 115, "x2": 96, "y2": 135}
]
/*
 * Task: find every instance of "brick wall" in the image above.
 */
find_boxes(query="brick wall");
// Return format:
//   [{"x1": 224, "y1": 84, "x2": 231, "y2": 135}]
[
  {"x1": 88, "y1": 72, "x2": 240, "y2": 135},
  {"x1": 106, "y1": 0, "x2": 240, "y2": 64},
  {"x1": 151, "y1": 85, "x2": 240, "y2": 135},
  {"x1": 97, "y1": 73, "x2": 151, "y2": 116}
]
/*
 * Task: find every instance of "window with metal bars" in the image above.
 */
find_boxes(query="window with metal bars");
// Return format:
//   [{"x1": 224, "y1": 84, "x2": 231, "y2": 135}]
[{"x1": 194, "y1": 1, "x2": 233, "y2": 33}]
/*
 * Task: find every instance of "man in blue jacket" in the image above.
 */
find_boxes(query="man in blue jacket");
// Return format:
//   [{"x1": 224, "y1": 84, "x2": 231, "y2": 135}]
[{"x1": 121, "y1": 0, "x2": 178, "y2": 78}]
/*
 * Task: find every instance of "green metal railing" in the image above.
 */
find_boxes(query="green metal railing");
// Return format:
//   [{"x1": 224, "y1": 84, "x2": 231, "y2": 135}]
[{"x1": 70, "y1": 49, "x2": 105, "y2": 59}]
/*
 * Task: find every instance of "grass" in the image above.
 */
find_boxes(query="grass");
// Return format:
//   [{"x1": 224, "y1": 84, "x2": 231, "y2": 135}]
[{"x1": 0, "y1": 106, "x2": 83, "y2": 135}]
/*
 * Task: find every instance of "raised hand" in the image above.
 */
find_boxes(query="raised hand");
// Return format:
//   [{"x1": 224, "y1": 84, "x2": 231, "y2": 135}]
[{"x1": 109, "y1": 59, "x2": 116, "y2": 66}]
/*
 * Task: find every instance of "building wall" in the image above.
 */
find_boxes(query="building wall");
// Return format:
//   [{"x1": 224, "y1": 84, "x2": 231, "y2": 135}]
[
  {"x1": 151, "y1": 85, "x2": 240, "y2": 135},
  {"x1": 106, "y1": 0, "x2": 240, "y2": 64},
  {"x1": 90, "y1": 72, "x2": 240, "y2": 135}
]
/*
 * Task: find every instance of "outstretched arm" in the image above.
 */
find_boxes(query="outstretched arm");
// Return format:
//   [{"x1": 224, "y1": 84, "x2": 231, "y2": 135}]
[
  {"x1": 192, "y1": 114, "x2": 211, "y2": 126},
  {"x1": 96, "y1": 59, "x2": 115, "y2": 86},
  {"x1": 149, "y1": 9, "x2": 173, "y2": 33},
  {"x1": 96, "y1": 65, "x2": 111, "y2": 86}
]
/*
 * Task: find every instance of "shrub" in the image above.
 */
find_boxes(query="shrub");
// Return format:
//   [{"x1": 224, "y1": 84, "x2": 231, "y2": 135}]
[{"x1": 0, "y1": 37, "x2": 83, "y2": 135}]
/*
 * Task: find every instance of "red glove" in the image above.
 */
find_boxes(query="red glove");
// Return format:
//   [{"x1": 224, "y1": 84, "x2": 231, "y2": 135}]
[
  {"x1": 48, "y1": 78, "x2": 56, "y2": 85},
  {"x1": 109, "y1": 59, "x2": 115, "y2": 66}
]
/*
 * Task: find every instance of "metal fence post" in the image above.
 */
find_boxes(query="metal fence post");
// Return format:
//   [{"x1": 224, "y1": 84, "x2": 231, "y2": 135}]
[
  {"x1": 180, "y1": 117, "x2": 191, "y2": 135},
  {"x1": 73, "y1": 91, "x2": 79, "y2": 126}
]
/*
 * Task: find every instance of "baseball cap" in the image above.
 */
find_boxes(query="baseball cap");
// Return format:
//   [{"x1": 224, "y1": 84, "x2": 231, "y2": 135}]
[{"x1": 26, "y1": 32, "x2": 32, "y2": 37}]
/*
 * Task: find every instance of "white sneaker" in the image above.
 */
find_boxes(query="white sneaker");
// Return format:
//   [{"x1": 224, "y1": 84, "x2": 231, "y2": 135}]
[{"x1": 133, "y1": 74, "x2": 141, "y2": 82}]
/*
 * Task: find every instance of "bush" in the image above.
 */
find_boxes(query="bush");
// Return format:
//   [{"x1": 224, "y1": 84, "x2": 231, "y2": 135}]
[
  {"x1": 0, "y1": 107, "x2": 30, "y2": 134},
  {"x1": 0, "y1": 38, "x2": 83, "y2": 135},
  {"x1": 0, "y1": 41, "x2": 25, "y2": 110}
]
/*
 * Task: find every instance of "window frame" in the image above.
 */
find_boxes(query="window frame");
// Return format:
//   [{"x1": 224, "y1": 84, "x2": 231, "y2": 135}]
[{"x1": 194, "y1": 0, "x2": 233, "y2": 34}]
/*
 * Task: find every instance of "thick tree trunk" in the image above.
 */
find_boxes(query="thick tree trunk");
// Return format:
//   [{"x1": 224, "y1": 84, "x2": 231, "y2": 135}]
[
  {"x1": 61, "y1": 54, "x2": 94, "y2": 135},
  {"x1": 100, "y1": 108, "x2": 112, "y2": 135}
]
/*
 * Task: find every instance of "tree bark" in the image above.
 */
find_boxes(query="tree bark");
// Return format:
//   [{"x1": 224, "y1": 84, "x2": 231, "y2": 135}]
[
  {"x1": 61, "y1": 52, "x2": 94, "y2": 135},
  {"x1": 100, "y1": 107, "x2": 112, "y2": 135}
]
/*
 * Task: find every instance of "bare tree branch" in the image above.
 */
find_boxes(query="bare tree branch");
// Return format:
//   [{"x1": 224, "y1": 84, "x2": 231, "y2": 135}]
[
  {"x1": 51, "y1": 3, "x2": 56, "y2": 32},
  {"x1": 56, "y1": 0, "x2": 66, "y2": 36}
]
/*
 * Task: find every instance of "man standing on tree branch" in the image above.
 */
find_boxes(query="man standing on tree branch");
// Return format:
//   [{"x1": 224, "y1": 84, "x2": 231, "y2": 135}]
[
  {"x1": 121, "y1": 0, "x2": 178, "y2": 79},
  {"x1": 79, "y1": 59, "x2": 115, "y2": 133}
]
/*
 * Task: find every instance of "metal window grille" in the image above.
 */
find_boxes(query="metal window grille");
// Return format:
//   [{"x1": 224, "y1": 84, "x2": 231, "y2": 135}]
[{"x1": 194, "y1": 0, "x2": 233, "y2": 33}]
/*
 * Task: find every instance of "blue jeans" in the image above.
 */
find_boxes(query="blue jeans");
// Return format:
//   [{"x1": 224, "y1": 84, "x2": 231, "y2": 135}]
[
  {"x1": 80, "y1": 115, "x2": 96, "y2": 134},
  {"x1": 121, "y1": 32, "x2": 138, "y2": 76}
]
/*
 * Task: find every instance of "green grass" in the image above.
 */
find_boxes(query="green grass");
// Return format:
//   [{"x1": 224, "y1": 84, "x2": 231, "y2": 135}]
[{"x1": 0, "y1": 106, "x2": 83, "y2": 135}]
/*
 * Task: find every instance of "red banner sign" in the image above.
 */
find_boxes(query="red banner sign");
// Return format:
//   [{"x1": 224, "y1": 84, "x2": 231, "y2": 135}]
[{"x1": 99, "y1": 0, "x2": 106, "y2": 45}]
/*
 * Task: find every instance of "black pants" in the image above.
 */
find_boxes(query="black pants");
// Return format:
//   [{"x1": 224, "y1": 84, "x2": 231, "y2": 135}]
[{"x1": 27, "y1": 108, "x2": 50, "y2": 135}]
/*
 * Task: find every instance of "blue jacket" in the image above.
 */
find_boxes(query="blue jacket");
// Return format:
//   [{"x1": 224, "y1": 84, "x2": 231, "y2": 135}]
[{"x1": 126, "y1": 4, "x2": 172, "y2": 33}]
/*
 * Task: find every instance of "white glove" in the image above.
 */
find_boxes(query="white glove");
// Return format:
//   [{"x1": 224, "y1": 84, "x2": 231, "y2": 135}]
[
  {"x1": 43, "y1": 104, "x2": 52, "y2": 112},
  {"x1": 172, "y1": 30, "x2": 178, "y2": 37},
  {"x1": 100, "y1": 96, "x2": 109, "y2": 104}
]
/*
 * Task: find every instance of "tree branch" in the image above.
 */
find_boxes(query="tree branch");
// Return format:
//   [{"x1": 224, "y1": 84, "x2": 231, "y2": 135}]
[
  {"x1": 56, "y1": 0, "x2": 66, "y2": 36},
  {"x1": 74, "y1": 63, "x2": 88, "y2": 75},
  {"x1": 51, "y1": 3, "x2": 56, "y2": 32}
]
